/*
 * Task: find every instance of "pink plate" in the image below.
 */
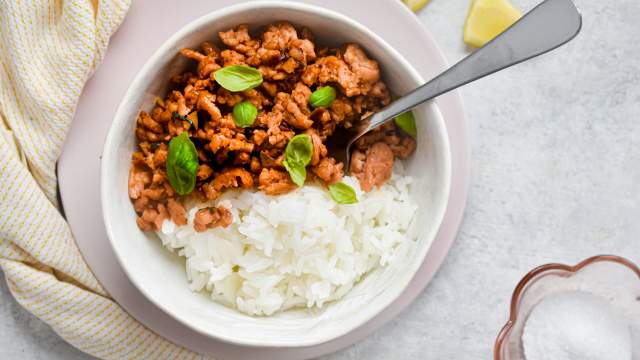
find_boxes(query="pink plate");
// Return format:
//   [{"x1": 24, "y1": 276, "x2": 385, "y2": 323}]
[{"x1": 58, "y1": 0, "x2": 469, "y2": 358}]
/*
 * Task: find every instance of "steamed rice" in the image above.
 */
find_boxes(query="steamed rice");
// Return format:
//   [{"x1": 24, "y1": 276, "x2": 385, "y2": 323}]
[{"x1": 157, "y1": 171, "x2": 417, "y2": 316}]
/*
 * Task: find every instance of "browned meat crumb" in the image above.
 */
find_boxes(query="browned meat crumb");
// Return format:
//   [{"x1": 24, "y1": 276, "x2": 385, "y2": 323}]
[
  {"x1": 136, "y1": 217, "x2": 154, "y2": 231},
  {"x1": 211, "y1": 167, "x2": 254, "y2": 192},
  {"x1": 167, "y1": 198, "x2": 187, "y2": 226},
  {"x1": 219, "y1": 24, "x2": 258, "y2": 54},
  {"x1": 312, "y1": 157, "x2": 344, "y2": 185},
  {"x1": 329, "y1": 97, "x2": 356, "y2": 124},
  {"x1": 196, "y1": 164, "x2": 214, "y2": 181},
  {"x1": 194, "y1": 206, "x2": 233, "y2": 232},
  {"x1": 220, "y1": 49, "x2": 246, "y2": 66},
  {"x1": 352, "y1": 142, "x2": 394, "y2": 192},
  {"x1": 305, "y1": 128, "x2": 326, "y2": 166},
  {"x1": 390, "y1": 136, "x2": 417, "y2": 158},
  {"x1": 129, "y1": 167, "x2": 151, "y2": 199},
  {"x1": 261, "y1": 82, "x2": 278, "y2": 97},
  {"x1": 292, "y1": 82, "x2": 312, "y2": 108},
  {"x1": 274, "y1": 92, "x2": 313, "y2": 130},
  {"x1": 197, "y1": 91, "x2": 222, "y2": 121},
  {"x1": 349, "y1": 149, "x2": 366, "y2": 176},
  {"x1": 250, "y1": 155, "x2": 262, "y2": 173},
  {"x1": 179, "y1": 44, "x2": 220, "y2": 78},
  {"x1": 343, "y1": 44, "x2": 381, "y2": 93},
  {"x1": 216, "y1": 88, "x2": 243, "y2": 106},
  {"x1": 302, "y1": 56, "x2": 361, "y2": 97},
  {"x1": 258, "y1": 168, "x2": 297, "y2": 195}
]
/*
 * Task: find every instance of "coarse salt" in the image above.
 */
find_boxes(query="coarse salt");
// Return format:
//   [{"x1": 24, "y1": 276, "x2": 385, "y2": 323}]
[{"x1": 522, "y1": 290, "x2": 632, "y2": 360}]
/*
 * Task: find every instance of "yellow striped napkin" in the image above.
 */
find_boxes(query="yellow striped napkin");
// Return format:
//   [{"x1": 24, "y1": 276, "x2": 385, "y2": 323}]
[{"x1": 0, "y1": 1, "x2": 207, "y2": 358}]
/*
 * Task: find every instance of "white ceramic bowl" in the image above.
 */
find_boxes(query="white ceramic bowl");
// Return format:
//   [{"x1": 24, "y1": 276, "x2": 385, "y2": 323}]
[{"x1": 102, "y1": 1, "x2": 451, "y2": 347}]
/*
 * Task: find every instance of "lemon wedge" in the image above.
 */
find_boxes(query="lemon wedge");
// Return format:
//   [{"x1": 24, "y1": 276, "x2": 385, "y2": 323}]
[
  {"x1": 464, "y1": 0, "x2": 522, "y2": 48},
  {"x1": 403, "y1": 0, "x2": 431, "y2": 12}
]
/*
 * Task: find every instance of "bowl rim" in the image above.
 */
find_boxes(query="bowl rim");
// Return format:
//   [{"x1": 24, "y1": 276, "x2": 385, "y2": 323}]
[
  {"x1": 493, "y1": 254, "x2": 640, "y2": 360},
  {"x1": 101, "y1": 0, "x2": 452, "y2": 347}
]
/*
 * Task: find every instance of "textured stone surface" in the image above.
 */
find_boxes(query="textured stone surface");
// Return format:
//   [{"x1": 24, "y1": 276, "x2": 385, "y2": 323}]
[{"x1": 1, "y1": 0, "x2": 639, "y2": 358}]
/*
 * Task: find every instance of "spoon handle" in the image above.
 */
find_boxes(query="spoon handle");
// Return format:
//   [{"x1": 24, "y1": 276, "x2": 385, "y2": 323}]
[{"x1": 363, "y1": 0, "x2": 582, "y2": 133}]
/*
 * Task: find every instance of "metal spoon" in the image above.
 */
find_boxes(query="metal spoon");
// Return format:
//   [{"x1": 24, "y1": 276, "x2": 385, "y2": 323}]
[{"x1": 344, "y1": 0, "x2": 582, "y2": 171}]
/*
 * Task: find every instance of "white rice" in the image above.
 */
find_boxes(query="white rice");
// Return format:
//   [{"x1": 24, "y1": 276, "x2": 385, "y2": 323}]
[{"x1": 157, "y1": 168, "x2": 418, "y2": 316}]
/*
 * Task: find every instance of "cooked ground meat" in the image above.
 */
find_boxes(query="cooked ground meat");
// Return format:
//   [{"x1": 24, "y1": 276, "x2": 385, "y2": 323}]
[
  {"x1": 193, "y1": 206, "x2": 233, "y2": 232},
  {"x1": 351, "y1": 142, "x2": 394, "y2": 192},
  {"x1": 258, "y1": 168, "x2": 297, "y2": 195},
  {"x1": 128, "y1": 22, "x2": 416, "y2": 231}
]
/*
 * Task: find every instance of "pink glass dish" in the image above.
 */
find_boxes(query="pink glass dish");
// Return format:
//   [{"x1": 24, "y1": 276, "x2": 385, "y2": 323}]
[{"x1": 494, "y1": 255, "x2": 640, "y2": 360}]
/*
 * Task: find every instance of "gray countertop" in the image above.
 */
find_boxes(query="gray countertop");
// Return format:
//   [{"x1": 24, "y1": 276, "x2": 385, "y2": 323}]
[{"x1": 1, "y1": 0, "x2": 638, "y2": 358}]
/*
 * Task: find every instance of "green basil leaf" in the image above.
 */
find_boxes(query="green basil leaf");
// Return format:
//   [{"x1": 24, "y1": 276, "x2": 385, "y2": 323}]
[
  {"x1": 284, "y1": 134, "x2": 313, "y2": 166},
  {"x1": 166, "y1": 132, "x2": 198, "y2": 195},
  {"x1": 283, "y1": 160, "x2": 307, "y2": 187},
  {"x1": 213, "y1": 65, "x2": 263, "y2": 92},
  {"x1": 394, "y1": 111, "x2": 417, "y2": 138},
  {"x1": 328, "y1": 182, "x2": 358, "y2": 204},
  {"x1": 309, "y1": 86, "x2": 337, "y2": 108},
  {"x1": 232, "y1": 101, "x2": 258, "y2": 128},
  {"x1": 283, "y1": 134, "x2": 313, "y2": 186}
]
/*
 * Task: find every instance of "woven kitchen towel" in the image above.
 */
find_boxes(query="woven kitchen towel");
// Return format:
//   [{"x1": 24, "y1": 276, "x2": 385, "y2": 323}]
[{"x1": 0, "y1": 0, "x2": 207, "y2": 358}]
